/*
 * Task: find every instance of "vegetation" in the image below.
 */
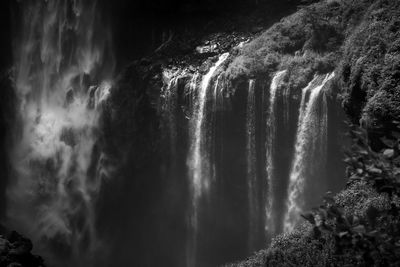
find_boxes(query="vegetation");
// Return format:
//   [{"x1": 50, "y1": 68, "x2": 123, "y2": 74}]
[
  {"x1": 339, "y1": 0, "x2": 400, "y2": 130},
  {"x1": 228, "y1": 122, "x2": 400, "y2": 267},
  {"x1": 225, "y1": 0, "x2": 350, "y2": 81}
]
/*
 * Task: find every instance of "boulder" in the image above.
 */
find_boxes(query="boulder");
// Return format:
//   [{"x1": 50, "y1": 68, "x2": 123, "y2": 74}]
[{"x1": 0, "y1": 230, "x2": 45, "y2": 267}]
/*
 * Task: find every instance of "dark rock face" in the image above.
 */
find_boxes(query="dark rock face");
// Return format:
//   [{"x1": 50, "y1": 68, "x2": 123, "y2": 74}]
[
  {"x1": 0, "y1": 0, "x2": 12, "y2": 72},
  {"x1": 102, "y1": 0, "x2": 303, "y2": 69},
  {"x1": 95, "y1": 61, "x2": 168, "y2": 266},
  {"x1": 0, "y1": 229, "x2": 45, "y2": 267},
  {"x1": 0, "y1": 72, "x2": 16, "y2": 220}
]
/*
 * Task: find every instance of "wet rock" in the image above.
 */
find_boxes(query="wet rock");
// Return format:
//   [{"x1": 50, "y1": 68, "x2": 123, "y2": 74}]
[
  {"x1": 60, "y1": 127, "x2": 76, "y2": 147},
  {"x1": 0, "y1": 229, "x2": 45, "y2": 267},
  {"x1": 87, "y1": 85, "x2": 98, "y2": 109},
  {"x1": 251, "y1": 26, "x2": 263, "y2": 33},
  {"x1": 195, "y1": 43, "x2": 218, "y2": 54},
  {"x1": 71, "y1": 73, "x2": 91, "y2": 92},
  {"x1": 0, "y1": 238, "x2": 10, "y2": 254},
  {"x1": 140, "y1": 57, "x2": 151, "y2": 66},
  {"x1": 65, "y1": 88, "x2": 74, "y2": 106},
  {"x1": 8, "y1": 231, "x2": 33, "y2": 255}
]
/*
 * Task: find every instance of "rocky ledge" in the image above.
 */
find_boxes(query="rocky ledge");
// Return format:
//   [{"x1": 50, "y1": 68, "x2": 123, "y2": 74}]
[{"x1": 0, "y1": 227, "x2": 45, "y2": 267}]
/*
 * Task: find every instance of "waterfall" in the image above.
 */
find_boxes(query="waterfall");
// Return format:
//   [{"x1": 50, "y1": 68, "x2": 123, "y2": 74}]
[
  {"x1": 162, "y1": 70, "x2": 183, "y2": 160},
  {"x1": 187, "y1": 73, "x2": 200, "y2": 117},
  {"x1": 283, "y1": 81, "x2": 292, "y2": 128},
  {"x1": 211, "y1": 74, "x2": 223, "y2": 183},
  {"x1": 190, "y1": 53, "x2": 229, "y2": 199},
  {"x1": 8, "y1": 0, "x2": 113, "y2": 265},
  {"x1": 265, "y1": 70, "x2": 286, "y2": 235},
  {"x1": 284, "y1": 73, "x2": 335, "y2": 232},
  {"x1": 246, "y1": 79, "x2": 259, "y2": 251},
  {"x1": 187, "y1": 53, "x2": 229, "y2": 267}
]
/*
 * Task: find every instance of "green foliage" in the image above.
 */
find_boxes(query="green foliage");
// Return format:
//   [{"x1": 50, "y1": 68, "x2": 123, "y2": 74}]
[
  {"x1": 223, "y1": 250, "x2": 268, "y2": 267},
  {"x1": 339, "y1": 0, "x2": 400, "y2": 127},
  {"x1": 304, "y1": 194, "x2": 400, "y2": 266},
  {"x1": 335, "y1": 181, "x2": 390, "y2": 217},
  {"x1": 227, "y1": 223, "x2": 337, "y2": 267},
  {"x1": 362, "y1": 90, "x2": 400, "y2": 129},
  {"x1": 344, "y1": 124, "x2": 400, "y2": 194},
  {"x1": 265, "y1": 223, "x2": 334, "y2": 267},
  {"x1": 230, "y1": 122, "x2": 400, "y2": 267},
  {"x1": 225, "y1": 0, "x2": 346, "y2": 83},
  {"x1": 301, "y1": 122, "x2": 400, "y2": 266},
  {"x1": 280, "y1": 51, "x2": 337, "y2": 93}
]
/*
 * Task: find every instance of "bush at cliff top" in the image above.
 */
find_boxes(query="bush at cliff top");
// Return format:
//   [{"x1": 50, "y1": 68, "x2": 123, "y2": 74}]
[{"x1": 225, "y1": 0, "x2": 350, "y2": 87}]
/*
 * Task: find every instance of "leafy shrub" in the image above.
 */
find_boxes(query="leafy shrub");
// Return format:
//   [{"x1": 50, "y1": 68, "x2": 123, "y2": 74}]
[
  {"x1": 335, "y1": 181, "x2": 390, "y2": 217},
  {"x1": 225, "y1": 0, "x2": 348, "y2": 83},
  {"x1": 301, "y1": 123, "x2": 400, "y2": 266},
  {"x1": 266, "y1": 223, "x2": 334, "y2": 267},
  {"x1": 362, "y1": 90, "x2": 400, "y2": 129},
  {"x1": 231, "y1": 121, "x2": 400, "y2": 267},
  {"x1": 339, "y1": 0, "x2": 400, "y2": 128}
]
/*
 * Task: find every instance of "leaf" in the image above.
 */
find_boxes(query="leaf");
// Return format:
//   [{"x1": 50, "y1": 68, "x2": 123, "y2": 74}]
[
  {"x1": 365, "y1": 230, "x2": 379, "y2": 238},
  {"x1": 301, "y1": 212, "x2": 316, "y2": 225},
  {"x1": 344, "y1": 157, "x2": 352, "y2": 164},
  {"x1": 338, "y1": 231, "x2": 348, "y2": 238},
  {"x1": 313, "y1": 226, "x2": 321, "y2": 238},
  {"x1": 366, "y1": 206, "x2": 379, "y2": 224},
  {"x1": 328, "y1": 206, "x2": 343, "y2": 218},
  {"x1": 391, "y1": 131, "x2": 400, "y2": 139},
  {"x1": 352, "y1": 225, "x2": 366, "y2": 234},
  {"x1": 358, "y1": 149, "x2": 369, "y2": 156},
  {"x1": 367, "y1": 166, "x2": 383, "y2": 175},
  {"x1": 380, "y1": 137, "x2": 395, "y2": 148},
  {"x1": 353, "y1": 216, "x2": 360, "y2": 225},
  {"x1": 383, "y1": 149, "x2": 394, "y2": 158},
  {"x1": 352, "y1": 129, "x2": 366, "y2": 136},
  {"x1": 323, "y1": 194, "x2": 335, "y2": 204},
  {"x1": 318, "y1": 208, "x2": 328, "y2": 220},
  {"x1": 350, "y1": 174, "x2": 361, "y2": 181},
  {"x1": 380, "y1": 185, "x2": 394, "y2": 193},
  {"x1": 346, "y1": 215, "x2": 354, "y2": 224},
  {"x1": 320, "y1": 222, "x2": 333, "y2": 232}
]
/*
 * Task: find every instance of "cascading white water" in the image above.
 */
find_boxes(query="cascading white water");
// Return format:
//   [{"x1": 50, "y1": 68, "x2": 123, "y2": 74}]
[
  {"x1": 284, "y1": 73, "x2": 335, "y2": 232},
  {"x1": 186, "y1": 73, "x2": 200, "y2": 116},
  {"x1": 283, "y1": 79, "x2": 291, "y2": 128},
  {"x1": 246, "y1": 79, "x2": 259, "y2": 251},
  {"x1": 162, "y1": 70, "x2": 184, "y2": 160},
  {"x1": 211, "y1": 74, "x2": 223, "y2": 183},
  {"x1": 187, "y1": 53, "x2": 229, "y2": 267},
  {"x1": 8, "y1": 0, "x2": 113, "y2": 264},
  {"x1": 190, "y1": 53, "x2": 229, "y2": 199},
  {"x1": 265, "y1": 70, "x2": 286, "y2": 235}
]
